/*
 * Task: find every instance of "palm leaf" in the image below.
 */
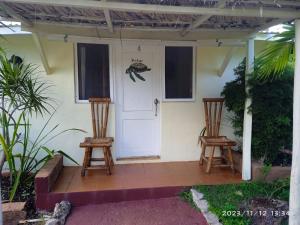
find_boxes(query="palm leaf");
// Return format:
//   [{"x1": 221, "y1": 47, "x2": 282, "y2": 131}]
[{"x1": 256, "y1": 24, "x2": 295, "y2": 80}]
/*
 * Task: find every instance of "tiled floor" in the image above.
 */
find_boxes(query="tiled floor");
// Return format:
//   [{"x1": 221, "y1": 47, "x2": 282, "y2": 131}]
[{"x1": 53, "y1": 161, "x2": 241, "y2": 193}]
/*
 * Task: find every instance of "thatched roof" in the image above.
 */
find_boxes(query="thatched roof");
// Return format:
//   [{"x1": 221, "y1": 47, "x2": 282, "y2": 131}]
[{"x1": 0, "y1": 0, "x2": 299, "y2": 39}]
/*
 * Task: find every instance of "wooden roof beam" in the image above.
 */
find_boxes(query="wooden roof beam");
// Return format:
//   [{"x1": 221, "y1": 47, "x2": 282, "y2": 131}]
[
  {"x1": 197, "y1": 39, "x2": 245, "y2": 47},
  {"x1": 24, "y1": 12, "x2": 193, "y2": 25},
  {"x1": 249, "y1": 0, "x2": 300, "y2": 7},
  {"x1": 32, "y1": 33, "x2": 51, "y2": 75},
  {"x1": 181, "y1": 0, "x2": 226, "y2": 36},
  {"x1": 0, "y1": 2, "x2": 33, "y2": 27},
  {"x1": 24, "y1": 21, "x2": 253, "y2": 33},
  {"x1": 103, "y1": 9, "x2": 113, "y2": 32},
  {"x1": 102, "y1": 0, "x2": 113, "y2": 33},
  {"x1": 218, "y1": 47, "x2": 236, "y2": 76},
  {"x1": 2, "y1": 0, "x2": 300, "y2": 19}
]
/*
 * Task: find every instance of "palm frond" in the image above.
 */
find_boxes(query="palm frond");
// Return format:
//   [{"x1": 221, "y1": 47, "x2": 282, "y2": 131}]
[{"x1": 256, "y1": 24, "x2": 295, "y2": 80}]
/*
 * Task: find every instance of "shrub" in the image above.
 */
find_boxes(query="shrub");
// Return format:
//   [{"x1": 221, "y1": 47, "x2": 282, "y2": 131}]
[{"x1": 221, "y1": 59, "x2": 293, "y2": 164}]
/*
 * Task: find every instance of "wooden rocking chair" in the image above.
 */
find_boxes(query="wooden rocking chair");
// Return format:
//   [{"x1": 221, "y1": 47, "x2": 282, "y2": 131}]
[
  {"x1": 80, "y1": 98, "x2": 114, "y2": 176},
  {"x1": 199, "y1": 98, "x2": 236, "y2": 173}
]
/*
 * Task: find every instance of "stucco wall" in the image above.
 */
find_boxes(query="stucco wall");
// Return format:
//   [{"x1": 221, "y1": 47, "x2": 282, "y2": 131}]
[{"x1": 1, "y1": 35, "x2": 259, "y2": 166}]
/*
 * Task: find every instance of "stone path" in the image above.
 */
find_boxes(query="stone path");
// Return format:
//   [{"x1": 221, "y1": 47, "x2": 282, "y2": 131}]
[{"x1": 66, "y1": 197, "x2": 208, "y2": 225}]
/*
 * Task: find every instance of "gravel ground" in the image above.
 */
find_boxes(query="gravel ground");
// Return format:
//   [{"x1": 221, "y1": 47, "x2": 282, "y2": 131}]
[{"x1": 66, "y1": 197, "x2": 208, "y2": 225}]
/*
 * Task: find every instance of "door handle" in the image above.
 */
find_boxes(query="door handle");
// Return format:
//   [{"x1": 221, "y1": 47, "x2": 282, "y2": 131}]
[{"x1": 154, "y1": 98, "x2": 159, "y2": 116}]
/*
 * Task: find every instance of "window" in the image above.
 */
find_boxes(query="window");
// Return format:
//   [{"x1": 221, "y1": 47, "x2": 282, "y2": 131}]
[
  {"x1": 164, "y1": 46, "x2": 194, "y2": 100},
  {"x1": 76, "y1": 43, "x2": 110, "y2": 101}
]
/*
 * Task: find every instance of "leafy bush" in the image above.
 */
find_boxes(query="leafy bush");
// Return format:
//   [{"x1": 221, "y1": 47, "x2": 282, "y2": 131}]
[
  {"x1": 221, "y1": 59, "x2": 293, "y2": 164},
  {"x1": 220, "y1": 59, "x2": 246, "y2": 138}
]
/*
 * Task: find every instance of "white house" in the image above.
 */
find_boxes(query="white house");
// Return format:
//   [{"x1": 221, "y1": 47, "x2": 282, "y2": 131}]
[
  {"x1": 2, "y1": 0, "x2": 300, "y2": 223},
  {"x1": 0, "y1": 0, "x2": 298, "y2": 177}
]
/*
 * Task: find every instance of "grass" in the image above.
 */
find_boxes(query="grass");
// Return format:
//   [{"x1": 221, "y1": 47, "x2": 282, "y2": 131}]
[{"x1": 181, "y1": 179, "x2": 290, "y2": 225}]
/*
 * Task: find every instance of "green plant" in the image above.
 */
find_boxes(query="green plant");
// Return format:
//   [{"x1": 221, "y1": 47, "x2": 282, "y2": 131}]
[
  {"x1": 261, "y1": 163, "x2": 272, "y2": 181},
  {"x1": 226, "y1": 23, "x2": 297, "y2": 225},
  {"x1": 220, "y1": 59, "x2": 246, "y2": 137},
  {"x1": 0, "y1": 52, "x2": 84, "y2": 201},
  {"x1": 268, "y1": 178, "x2": 290, "y2": 200},
  {"x1": 0, "y1": 111, "x2": 82, "y2": 201},
  {"x1": 0, "y1": 52, "x2": 54, "y2": 173},
  {"x1": 181, "y1": 179, "x2": 290, "y2": 225},
  {"x1": 256, "y1": 24, "x2": 295, "y2": 80},
  {"x1": 221, "y1": 59, "x2": 293, "y2": 164}
]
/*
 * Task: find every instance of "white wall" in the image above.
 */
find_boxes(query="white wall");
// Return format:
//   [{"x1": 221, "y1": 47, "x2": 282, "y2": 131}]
[
  {"x1": 161, "y1": 47, "x2": 246, "y2": 161},
  {"x1": 1, "y1": 35, "x2": 250, "y2": 166}
]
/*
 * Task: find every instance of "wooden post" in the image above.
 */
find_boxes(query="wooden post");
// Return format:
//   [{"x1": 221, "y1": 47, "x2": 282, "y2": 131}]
[
  {"x1": 242, "y1": 39, "x2": 254, "y2": 181},
  {"x1": 289, "y1": 19, "x2": 300, "y2": 225}
]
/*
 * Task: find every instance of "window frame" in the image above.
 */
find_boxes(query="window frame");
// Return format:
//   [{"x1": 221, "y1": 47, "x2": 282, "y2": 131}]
[
  {"x1": 74, "y1": 40, "x2": 115, "y2": 104},
  {"x1": 162, "y1": 42, "x2": 196, "y2": 102}
]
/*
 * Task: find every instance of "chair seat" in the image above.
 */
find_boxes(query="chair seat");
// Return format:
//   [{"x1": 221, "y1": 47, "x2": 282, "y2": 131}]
[
  {"x1": 200, "y1": 136, "x2": 236, "y2": 146},
  {"x1": 80, "y1": 137, "x2": 114, "y2": 148}
]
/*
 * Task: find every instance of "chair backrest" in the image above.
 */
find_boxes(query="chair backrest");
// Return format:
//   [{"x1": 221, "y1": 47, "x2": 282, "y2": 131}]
[
  {"x1": 203, "y1": 98, "x2": 224, "y2": 137},
  {"x1": 89, "y1": 98, "x2": 111, "y2": 138}
]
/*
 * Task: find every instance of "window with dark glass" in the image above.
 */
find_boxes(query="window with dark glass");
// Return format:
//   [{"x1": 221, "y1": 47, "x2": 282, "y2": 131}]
[
  {"x1": 77, "y1": 43, "x2": 110, "y2": 100},
  {"x1": 165, "y1": 46, "x2": 193, "y2": 99}
]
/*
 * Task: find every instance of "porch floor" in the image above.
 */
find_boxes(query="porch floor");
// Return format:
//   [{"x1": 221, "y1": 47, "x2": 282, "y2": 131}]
[
  {"x1": 53, "y1": 161, "x2": 241, "y2": 193},
  {"x1": 36, "y1": 161, "x2": 241, "y2": 210}
]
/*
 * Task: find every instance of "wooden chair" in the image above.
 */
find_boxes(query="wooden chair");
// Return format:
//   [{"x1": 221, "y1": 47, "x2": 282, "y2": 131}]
[
  {"x1": 80, "y1": 98, "x2": 114, "y2": 176},
  {"x1": 199, "y1": 98, "x2": 236, "y2": 173}
]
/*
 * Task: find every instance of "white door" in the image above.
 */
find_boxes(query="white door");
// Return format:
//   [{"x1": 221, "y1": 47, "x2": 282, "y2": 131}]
[{"x1": 115, "y1": 41, "x2": 161, "y2": 158}]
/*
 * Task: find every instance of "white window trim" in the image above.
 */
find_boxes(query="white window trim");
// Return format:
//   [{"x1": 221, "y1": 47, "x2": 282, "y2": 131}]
[
  {"x1": 74, "y1": 39, "x2": 115, "y2": 104},
  {"x1": 161, "y1": 42, "x2": 197, "y2": 102}
]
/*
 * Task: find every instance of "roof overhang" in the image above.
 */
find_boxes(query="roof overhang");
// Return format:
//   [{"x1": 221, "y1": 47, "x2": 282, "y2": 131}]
[{"x1": 0, "y1": 0, "x2": 299, "y2": 40}]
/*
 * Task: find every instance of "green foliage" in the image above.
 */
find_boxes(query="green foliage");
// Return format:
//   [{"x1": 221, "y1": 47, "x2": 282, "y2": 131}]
[
  {"x1": 221, "y1": 59, "x2": 293, "y2": 163},
  {"x1": 0, "y1": 51, "x2": 83, "y2": 201},
  {"x1": 0, "y1": 53, "x2": 53, "y2": 116},
  {"x1": 0, "y1": 51, "x2": 53, "y2": 200},
  {"x1": 181, "y1": 179, "x2": 290, "y2": 225},
  {"x1": 220, "y1": 59, "x2": 246, "y2": 137},
  {"x1": 260, "y1": 163, "x2": 272, "y2": 181},
  {"x1": 256, "y1": 24, "x2": 295, "y2": 80},
  {"x1": 0, "y1": 112, "x2": 81, "y2": 201}
]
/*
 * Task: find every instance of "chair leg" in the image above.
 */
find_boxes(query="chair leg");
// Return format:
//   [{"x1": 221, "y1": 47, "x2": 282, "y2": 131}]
[
  {"x1": 199, "y1": 143, "x2": 206, "y2": 165},
  {"x1": 108, "y1": 147, "x2": 114, "y2": 166},
  {"x1": 87, "y1": 147, "x2": 92, "y2": 167},
  {"x1": 106, "y1": 147, "x2": 112, "y2": 170},
  {"x1": 206, "y1": 146, "x2": 215, "y2": 173},
  {"x1": 227, "y1": 146, "x2": 235, "y2": 173},
  {"x1": 220, "y1": 146, "x2": 225, "y2": 164},
  {"x1": 103, "y1": 147, "x2": 112, "y2": 175},
  {"x1": 81, "y1": 147, "x2": 89, "y2": 176}
]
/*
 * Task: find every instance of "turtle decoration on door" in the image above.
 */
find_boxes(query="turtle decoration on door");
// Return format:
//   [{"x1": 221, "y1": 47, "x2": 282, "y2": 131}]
[{"x1": 126, "y1": 58, "x2": 151, "y2": 82}]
